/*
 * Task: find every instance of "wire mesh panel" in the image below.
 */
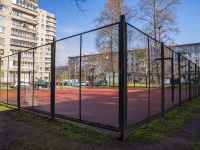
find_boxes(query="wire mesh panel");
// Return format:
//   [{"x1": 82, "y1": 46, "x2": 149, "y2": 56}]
[
  {"x1": 127, "y1": 24, "x2": 149, "y2": 126},
  {"x1": 180, "y1": 56, "x2": 188, "y2": 101},
  {"x1": 185, "y1": 58, "x2": 190, "y2": 100},
  {"x1": 194, "y1": 64, "x2": 198, "y2": 96},
  {"x1": 7, "y1": 54, "x2": 18, "y2": 106},
  {"x1": 148, "y1": 38, "x2": 162, "y2": 116},
  {"x1": 0, "y1": 57, "x2": 9, "y2": 104},
  {"x1": 173, "y1": 50, "x2": 179, "y2": 105},
  {"x1": 163, "y1": 47, "x2": 174, "y2": 109},
  {"x1": 81, "y1": 25, "x2": 119, "y2": 127},
  {"x1": 32, "y1": 45, "x2": 51, "y2": 113},
  {"x1": 55, "y1": 36, "x2": 80, "y2": 120},
  {"x1": 190, "y1": 63, "x2": 195, "y2": 98}
]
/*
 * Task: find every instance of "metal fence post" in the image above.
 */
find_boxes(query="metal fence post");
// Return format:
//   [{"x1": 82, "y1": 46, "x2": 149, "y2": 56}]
[
  {"x1": 17, "y1": 52, "x2": 21, "y2": 110},
  {"x1": 51, "y1": 37, "x2": 56, "y2": 120},
  {"x1": 79, "y1": 34, "x2": 82, "y2": 121},
  {"x1": 171, "y1": 55, "x2": 175, "y2": 103},
  {"x1": 7, "y1": 56, "x2": 9, "y2": 104},
  {"x1": 198, "y1": 66, "x2": 200, "y2": 96},
  {"x1": 161, "y1": 42, "x2": 165, "y2": 117},
  {"x1": 119, "y1": 15, "x2": 127, "y2": 141},
  {"x1": 188, "y1": 61, "x2": 191, "y2": 100},
  {"x1": 178, "y1": 53, "x2": 181, "y2": 106},
  {"x1": 195, "y1": 64, "x2": 197, "y2": 96},
  {"x1": 148, "y1": 37, "x2": 151, "y2": 117},
  {"x1": 32, "y1": 49, "x2": 35, "y2": 109},
  {"x1": 0, "y1": 57, "x2": 1, "y2": 94}
]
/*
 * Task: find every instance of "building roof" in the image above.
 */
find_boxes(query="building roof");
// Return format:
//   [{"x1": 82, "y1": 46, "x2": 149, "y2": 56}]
[{"x1": 175, "y1": 42, "x2": 200, "y2": 47}]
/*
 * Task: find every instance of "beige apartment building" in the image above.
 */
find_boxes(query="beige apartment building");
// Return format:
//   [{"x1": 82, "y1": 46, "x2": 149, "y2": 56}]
[{"x1": 0, "y1": 0, "x2": 56, "y2": 83}]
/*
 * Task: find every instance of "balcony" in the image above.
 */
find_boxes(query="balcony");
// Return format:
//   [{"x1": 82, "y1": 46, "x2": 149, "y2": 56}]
[
  {"x1": 45, "y1": 55, "x2": 51, "y2": 58},
  {"x1": 46, "y1": 32, "x2": 55, "y2": 37},
  {"x1": 45, "y1": 36, "x2": 53, "y2": 40},
  {"x1": 45, "y1": 59, "x2": 51, "y2": 62},
  {"x1": 12, "y1": 14, "x2": 38, "y2": 25},
  {"x1": 11, "y1": 35, "x2": 37, "y2": 43},
  {"x1": 12, "y1": 24, "x2": 37, "y2": 33},
  {"x1": 45, "y1": 63, "x2": 51, "y2": 67},
  {"x1": 46, "y1": 27, "x2": 55, "y2": 32},
  {"x1": 12, "y1": 4, "x2": 38, "y2": 16}
]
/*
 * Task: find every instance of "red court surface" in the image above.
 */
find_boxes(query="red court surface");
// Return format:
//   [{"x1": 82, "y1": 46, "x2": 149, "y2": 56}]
[{"x1": 0, "y1": 87, "x2": 196, "y2": 128}]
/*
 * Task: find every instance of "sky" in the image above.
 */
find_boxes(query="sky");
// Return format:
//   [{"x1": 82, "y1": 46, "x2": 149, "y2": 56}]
[{"x1": 39, "y1": 0, "x2": 200, "y2": 45}]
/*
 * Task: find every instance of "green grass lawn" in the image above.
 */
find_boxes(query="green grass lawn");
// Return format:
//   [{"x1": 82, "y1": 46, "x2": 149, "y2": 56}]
[
  {"x1": 1, "y1": 96, "x2": 200, "y2": 149},
  {"x1": 127, "y1": 97, "x2": 200, "y2": 143}
]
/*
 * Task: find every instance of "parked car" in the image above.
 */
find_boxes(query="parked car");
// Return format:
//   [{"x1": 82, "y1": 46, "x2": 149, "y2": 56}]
[
  {"x1": 56, "y1": 81, "x2": 71, "y2": 86},
  {"x1": 56, "y1": 81, "x2": 62, "y2": 85},
  {"x1": 10, "y1": 81, "x2": 30, "y2": 88},
  {"x1": 76, "y1": 82, "x2": 86, "y2": 86},
  {"x1": 35, "y1": 81, "x2": 50, "y2": 88},
  {"x1": 86, "y1": 81, "x2": 94, "y2": 86},
  {"x1": 95, "y1": 80, "x2": 108, "y2": 86}
]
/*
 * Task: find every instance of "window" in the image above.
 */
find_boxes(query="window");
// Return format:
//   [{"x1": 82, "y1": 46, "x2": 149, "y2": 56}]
[
  {"x1": 195, "y1": 46, "x2": 198, "y2": 50},
  {"x1": 0, "y1": 26, "x2": 5, "y2": 33},
  {"x1": 10, "y1": 39, "x2": 37, "y2": 48},
  {"x1": 0, "y1": 5, "x2": 6, "y2": 11},
  {"x1": 195, "y1": 59, "x2": 199, "y2": 63},
  {"x1": 13, "y1": 10, "x2": 22, "y2": 16},
  {"x1": 0, "y1": 15, "x2": 5, "y2": 22},
  {"x1": 0, "y1": 37, "x2": 4, "y2": 44},
  {"x1": 195, "y1": 53, "x2": 199, "y2": 57},
  {"x1": 188, "y1": 53, "x2": 192, "y2": 58},
  {"x1": 13, "y1": 20, "x2": 21, "y2": 26},
  {"x1": 0, "y1": 49, "x2": 4, "y2": 55}
]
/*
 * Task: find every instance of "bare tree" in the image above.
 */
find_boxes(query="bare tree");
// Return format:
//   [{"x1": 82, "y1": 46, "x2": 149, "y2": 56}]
[
  {"x1": 136, "y1": 0, "x2": 181, "y2": 44},
  {"x1": 73, "y1": 0, "x2": 87, "y2": 15},
  {"x1": 94, "y1": 0, "x2": 135, "y2": 85}
]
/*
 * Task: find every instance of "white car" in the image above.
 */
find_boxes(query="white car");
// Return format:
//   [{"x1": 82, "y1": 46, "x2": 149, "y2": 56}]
[{"x1": 10, "y1": 81, "x2": 30, "y2": 88}]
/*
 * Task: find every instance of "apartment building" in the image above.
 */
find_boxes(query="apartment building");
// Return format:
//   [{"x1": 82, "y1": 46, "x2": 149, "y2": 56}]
[
  {"x1": 67, "y1": 42, "x2": 200, "y2": 83},
  {"x1": 36, "y1": 8, "x2": 56, "y2": 81},
  {"x1": 0, "y1": 0, "x2": 55, "y2": 83},
  {"x1": 174, "y1": 43, "x2": 200, "y2": 66}
]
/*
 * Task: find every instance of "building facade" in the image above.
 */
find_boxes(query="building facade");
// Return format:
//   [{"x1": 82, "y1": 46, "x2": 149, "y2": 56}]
[
  {"x1": 174, "y1": 43, "x2": 200, "y2": 66},
  {"x1": 0, "y1": 0, "x2": 55, "y2": 83},
  {"x1": 67, "y1": 43, "x2": 200, "y2": 83}
]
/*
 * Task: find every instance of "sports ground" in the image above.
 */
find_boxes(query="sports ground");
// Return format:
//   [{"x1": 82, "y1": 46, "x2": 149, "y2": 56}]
[{"x1": 0, "y1": 86, "x2": 194, "y2": 128}]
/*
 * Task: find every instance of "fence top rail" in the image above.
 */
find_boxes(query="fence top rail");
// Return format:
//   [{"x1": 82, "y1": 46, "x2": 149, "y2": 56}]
[
  {"x1": 126, "y1": 22, "x2": 161, "y2": 44},
  {"x1": 127, "y1": 22, "x2": 196, "y2": 65},
  {"x1": 1, "y1": 22, "x2": 119, "y2": 59},
  {"x1": 1, "y1": 43, "x2": 52, "y2": 59},
  {"x1": 56, "y1": 22, "x2": 119, "y2": 42}
]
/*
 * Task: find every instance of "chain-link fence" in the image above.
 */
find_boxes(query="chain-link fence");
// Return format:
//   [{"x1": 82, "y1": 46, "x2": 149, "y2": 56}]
[{"x1": 0, "y1": 15, "x2": 199, "y2": 140}]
